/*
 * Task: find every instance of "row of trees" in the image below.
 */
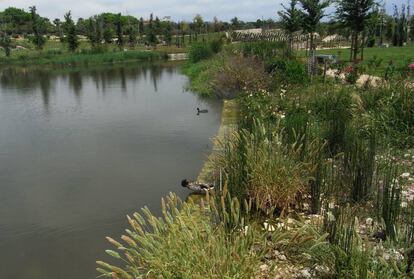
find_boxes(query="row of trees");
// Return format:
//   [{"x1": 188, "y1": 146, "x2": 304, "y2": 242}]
[
  {"x1": 279, "y1": 0, "x2": 414, "y2": 63},
  {"x1": 0, "y1": 6, "x2": 283, "y2": 54},
  {"x1": 0, "y1": 7, "x2": 279, "y2": 38}
]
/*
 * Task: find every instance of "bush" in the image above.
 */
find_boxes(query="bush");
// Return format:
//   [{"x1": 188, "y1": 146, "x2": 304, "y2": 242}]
[
  {"x1": 266, "y1": 58, "x2": 308, "y2": 85},
  {"x1": 209, "y1": 38, "x2": 223, "y2": 54},
  {"x1": 188, "y1": 42, "x2": 213, "y2": 63},
  {"x1": 213, "y1": 55, "x2": 271, "y2": 99}
]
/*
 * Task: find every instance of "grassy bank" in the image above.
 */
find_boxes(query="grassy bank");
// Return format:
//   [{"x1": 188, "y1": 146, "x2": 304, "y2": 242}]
[{"x1": 197, "y1": 99, "x2": 238, "y2": 183}]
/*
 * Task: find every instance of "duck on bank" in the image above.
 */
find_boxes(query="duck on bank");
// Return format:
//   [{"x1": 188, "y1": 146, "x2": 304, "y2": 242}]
[{"x1": 181, "y1": 179, "x2": 214, "y2": 194}]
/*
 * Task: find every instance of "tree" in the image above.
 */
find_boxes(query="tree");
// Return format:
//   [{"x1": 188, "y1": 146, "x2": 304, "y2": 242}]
[
  {"x1": 53, "y1": 18, "x2": 64, "y2": 41},
  {"x1": 138, "y1": 17, "x2": 145, "y2": 41},
  {"x1": 299, "y1": 0, "x2": 330, "y2": 74},
  {"x1": 0, "y1": 32, "x2": 11, "y2": 57},
  {"x1": 212, "y1": 16, "x2": 223, "y2": 32},
  {"x1": 278, "y1": 0, "x2": 302, "y2": 54},
  {"x1": 86, "y1": 16, "x2": 103, "y2": 49},
  {"x1": 127, "y1": 26, "x2": 137, "y2": 46},
  {"x1": 230, "y1": 17, "x2": 240, "y2": 29},
  {"x1": 154, "y1": 16, "x2": 162, "y2": 35},
  {"x1": 392, "y1": 4, "x2": 409, "y2": 46},
  {"x1": 63, "y1": 11, "x2": 79, "y2": 52},
  {"x1": 29, "y1": 6, "x2": 46, "y2": 49},
  {"x1": 115, "y1": 13, "x2": 124, "y2": 49},
  {"x1": 146, "y1": 13, "x2": 157, "y2": 46},
  {"x1": 0, "y1": 7, "x2": 31, "y2": 34},
  {"x1": 103, "y1": 27, "x2": 114, "y2": 44},
  {"x1": 193, "y1": 14, "x2": 204, "y2": 35},
  {"x1": 336, "y1": 0, "x2": 377, "y2": 62},
  {"x1": 163, "y1": 22, "x2": 172, "y2": 45}
]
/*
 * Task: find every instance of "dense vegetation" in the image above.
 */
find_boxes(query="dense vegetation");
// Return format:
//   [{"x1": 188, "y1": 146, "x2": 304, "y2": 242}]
[
  {"x1": 2, "y1": 1, "x2": 412, "y2": 279},
  {"x1": 93, "y1": 0, "x2": 414, "y2": 277},
  {"x1": 99, "y1": 24, "x2": 414, "y2": 279}
]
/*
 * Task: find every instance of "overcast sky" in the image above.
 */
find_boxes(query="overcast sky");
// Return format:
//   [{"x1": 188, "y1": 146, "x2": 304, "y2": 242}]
[{"x1": 0, "y1": 0, "x2": 409, "y2": 21}]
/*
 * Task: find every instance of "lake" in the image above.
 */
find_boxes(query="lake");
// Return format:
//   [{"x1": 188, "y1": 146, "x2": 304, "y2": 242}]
[{"x1": 0, "y1": 62, "x2": 222, "y2": 278}]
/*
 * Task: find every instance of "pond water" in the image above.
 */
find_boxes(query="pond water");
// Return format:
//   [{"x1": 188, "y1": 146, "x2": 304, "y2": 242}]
[{"x1": 0, "y1": 62, "x2": 222, "y2": 278}]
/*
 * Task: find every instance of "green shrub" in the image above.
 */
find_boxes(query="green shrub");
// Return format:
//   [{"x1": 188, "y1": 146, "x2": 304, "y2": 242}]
[
  {"x1": 266, "y1": 58, "x2": 308, "y2": 85},
  {"x1": 209, "y1": 38, "x2": 223, "y2": 54},
  {"x1": 188, "y1": 42, "x2": 213, "y2": 63}
]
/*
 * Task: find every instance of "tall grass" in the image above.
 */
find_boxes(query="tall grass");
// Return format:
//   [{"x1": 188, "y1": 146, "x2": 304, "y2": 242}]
[
  {"x1": 216, "y1": 119, "x2": 312, "y2": 214},
  {"x1": 97, "y1": 193, "x2": 267, "y2": 279}
]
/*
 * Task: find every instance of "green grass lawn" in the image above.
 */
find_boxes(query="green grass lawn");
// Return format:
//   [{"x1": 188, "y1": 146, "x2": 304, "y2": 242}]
[{"x1": 311, "y1": 44, "x2": 414, "y2": 76}]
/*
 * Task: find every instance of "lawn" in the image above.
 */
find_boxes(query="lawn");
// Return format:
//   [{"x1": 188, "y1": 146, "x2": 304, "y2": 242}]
[{"x1": 314, "y1": 44, "x2": 414, "y2": 76}]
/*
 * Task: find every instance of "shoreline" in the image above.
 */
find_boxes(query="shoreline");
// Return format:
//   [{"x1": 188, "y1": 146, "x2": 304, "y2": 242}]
[{"x1": 197, "y1": 99, "x2": 238, "y2": 184}]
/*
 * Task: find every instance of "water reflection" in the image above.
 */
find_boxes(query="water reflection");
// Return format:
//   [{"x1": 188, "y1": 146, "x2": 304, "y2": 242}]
[
  {"x1": 0, "y1": 62, "x2": 222, "y2": 279},
  {"x1": 0, "y1": 63, "x2": 181, "y2": 113}
]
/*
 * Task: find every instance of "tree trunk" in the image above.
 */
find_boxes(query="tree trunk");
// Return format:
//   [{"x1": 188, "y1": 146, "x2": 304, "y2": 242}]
[
  {"x1": 308, "y1": 33, "x2": 315, "y2": 75},
  {"x1": 361, "y1": 30, "x2": 366, "y2": 61},
  {"x1": 350, "y1": 33, "x2": 355, "y2": 62},
  {"x1": 353, "y1": 32, "x2": 359, "y2": 63}
]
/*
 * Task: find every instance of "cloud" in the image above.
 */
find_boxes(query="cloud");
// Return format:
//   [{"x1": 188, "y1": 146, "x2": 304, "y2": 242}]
[{"x1": 0, "y1": 0, "x2": 407, "y2": 22}]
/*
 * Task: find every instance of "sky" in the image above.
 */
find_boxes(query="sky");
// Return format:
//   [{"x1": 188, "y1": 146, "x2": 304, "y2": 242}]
[{"x1": 0, "y1": 0, "x2": 410, "y2": 22}]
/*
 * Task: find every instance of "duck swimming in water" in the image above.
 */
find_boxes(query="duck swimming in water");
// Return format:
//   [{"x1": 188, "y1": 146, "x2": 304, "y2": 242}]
[
  {"x1": 197, "y1": 108, "x2": 208, "y2": 114},
  {"x1": 181, "y1": 179, "x2": 214, "y2": 194}
]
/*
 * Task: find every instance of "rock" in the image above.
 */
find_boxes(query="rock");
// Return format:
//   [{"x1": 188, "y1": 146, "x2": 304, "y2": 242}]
[
  {"x1": 278, "y1": 254, "x2": 287, "y2": 261},
  {"x1": 315, "y1": 265, "x2": 331, "y2": 277},
  {"x1": 299, "y1": 268, "x2": 312, "y2": 279},
  {"x1": 264, "y1": 222, "x2": 276, "y2": 232},
  {"x1": 260, "y1": 264, "x2": 269, "y2": 272}
]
